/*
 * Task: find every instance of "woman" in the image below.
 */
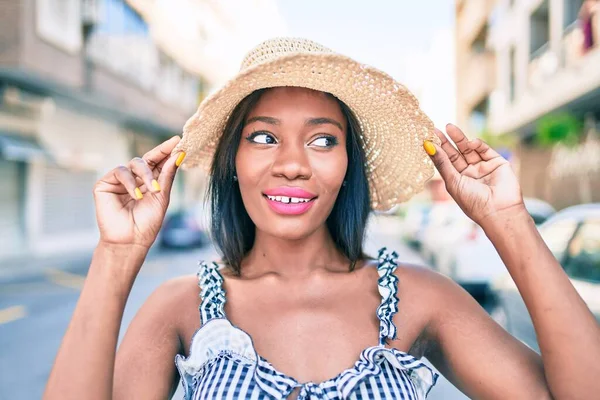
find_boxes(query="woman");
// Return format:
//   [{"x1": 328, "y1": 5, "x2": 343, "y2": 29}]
[{"x1": 45, "y1": 38, "x2": 599, "y2": 399}]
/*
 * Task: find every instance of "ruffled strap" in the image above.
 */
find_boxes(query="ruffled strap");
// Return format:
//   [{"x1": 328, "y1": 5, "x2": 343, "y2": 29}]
[
  {"x1": 376, "y1": 247, "x2": 400, "y2": 345},
  {"x1": 197, "y1": 261, "x2": 226, "y2": 324}
]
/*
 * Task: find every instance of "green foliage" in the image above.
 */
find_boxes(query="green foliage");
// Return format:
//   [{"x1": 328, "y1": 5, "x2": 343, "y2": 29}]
[{"x1": 535, "y1": 113, "x2": 583, "y2": 148}]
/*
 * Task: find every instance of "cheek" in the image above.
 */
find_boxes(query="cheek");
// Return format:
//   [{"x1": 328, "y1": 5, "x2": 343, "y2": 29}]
[
  {"x1": 235, "y1": 145, "x2": 271, "y2": 185},
  {"x1": 311, "y1": 149, "x2": 348, "y2": 195}
]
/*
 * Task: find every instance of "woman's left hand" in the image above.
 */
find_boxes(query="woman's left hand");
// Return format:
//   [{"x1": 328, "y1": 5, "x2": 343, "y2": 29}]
[{"x1": 424, "y1": 124, "x2": 525, "y2": 228}]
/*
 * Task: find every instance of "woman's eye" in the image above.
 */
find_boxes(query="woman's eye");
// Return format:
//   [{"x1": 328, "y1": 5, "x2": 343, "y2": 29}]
[
  {"x1": 247, "y1": 132, "x2": 276, "y2": 144},
  {"x1": 310, "y1": 136, "x2": 338, "y2": 148}
]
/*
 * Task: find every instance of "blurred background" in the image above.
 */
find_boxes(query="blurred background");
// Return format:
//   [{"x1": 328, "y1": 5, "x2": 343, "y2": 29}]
[{"x1": 0, "y1": 0, "x2": 598, "y2": 399}]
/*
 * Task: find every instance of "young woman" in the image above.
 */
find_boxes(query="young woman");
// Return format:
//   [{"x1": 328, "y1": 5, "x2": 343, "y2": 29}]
[{"x1": 45, "y1": 38, "x2": 599, "y2": 399}]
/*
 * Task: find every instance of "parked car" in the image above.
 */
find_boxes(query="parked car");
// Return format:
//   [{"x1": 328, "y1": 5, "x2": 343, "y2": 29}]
[
  {"x1": 419, "y1": 200, "x2": 479, "y2": 287},
  {"x1": 488, "y1": 203, "x2": 600, "y2": 352},
  {"x1": 159, "y1": 209, "x2": 209, "y2": 249},
  {"x1": 449, "y1": 198, "x2": 555, "y2": 301},
  {"x1": 421, "y1": 198, "x2": 555, "y2": 302}
]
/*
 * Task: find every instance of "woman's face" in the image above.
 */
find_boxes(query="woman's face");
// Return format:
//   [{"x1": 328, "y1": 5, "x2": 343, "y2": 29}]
[{"x1": 235, "y1": 87, "x2": 348, "y2": 240}]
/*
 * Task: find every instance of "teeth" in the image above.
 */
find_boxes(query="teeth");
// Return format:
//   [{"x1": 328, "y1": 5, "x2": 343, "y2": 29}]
[{"x1": 266, "y1": 195, "x2": 312, "y2": 204}]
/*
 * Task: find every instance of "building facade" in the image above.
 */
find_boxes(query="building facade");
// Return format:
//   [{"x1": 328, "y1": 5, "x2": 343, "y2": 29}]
[
  {"x1": 455, "y1": 0, "x2": 498, "y2": 134},
  {"x1": 456, "y1": 0, "x2": 600, "y2": 209},
  {"x1": 0, "y1": 0, "x2": 207, "y2": 261}
]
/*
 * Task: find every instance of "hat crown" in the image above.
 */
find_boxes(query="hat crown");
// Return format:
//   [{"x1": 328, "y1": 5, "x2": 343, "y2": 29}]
[{"x1": 240, "y1": 37, "x2": 333, "y2": 71}]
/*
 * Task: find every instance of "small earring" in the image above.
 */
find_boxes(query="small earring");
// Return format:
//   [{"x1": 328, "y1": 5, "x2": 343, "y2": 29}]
[
  {"x1": 233, "y1": 175, "x2": 238, "y2": 181},
  {"x1": 342, "y1": 180, "x2": 347, "y2": 187}
]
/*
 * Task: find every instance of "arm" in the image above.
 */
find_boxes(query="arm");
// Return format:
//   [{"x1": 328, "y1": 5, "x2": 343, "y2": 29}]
[
  {"x1": 481, "y1": 207, "x2": 600, "y2": 398},
  {"x1": 45, "y1": 245, "x2": 187, "y2": 400},
  {"x1": 421, "y1": 124, "x2": 600, "y2": 399},
  {"x1": 44, "y1": 137, "x2": 185, "y2": 399},
  {"x1": 113, "y1": 276, "x2": 195, "y2": 399},
  {"x1": 415, "y1": 268, "x2": 551, "y2": 399}
]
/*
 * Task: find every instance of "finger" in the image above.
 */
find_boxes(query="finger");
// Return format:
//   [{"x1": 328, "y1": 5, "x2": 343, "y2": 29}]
[
  {"x1": 434, "y1": 128, "x2": 469, "y2": 172},
  {"x1": 129, "y1": 157, "x2": 160, "y2": 193},
  {"x1": 445, "y1": 124, "x2": 482, "y2": 164},
  {"x1": 423, "y1": 141, "x2": 460, "y2": 191},
  {"x1": 104, "y1": 165, "x2": 143, "y2": 200},
  {"x1": 467, "y1": 138, "x2": 503, "y2": 162},
  {"x1": 156, "y1": 151, "x2": 185, "y2": 198},
  {"x1": 143, "y1": 136, "x2": 181, "y2": 169}
]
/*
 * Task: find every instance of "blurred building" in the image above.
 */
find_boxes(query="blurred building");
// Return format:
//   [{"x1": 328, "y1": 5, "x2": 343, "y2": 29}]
[
  {"x1": 0, "y1": 0, "x2": 285, "y2": 263},
  {"x1": 456, "y1": 0, "x2": 600, "y2": 209},
  {"x1": 455, "y1": 0, "x2": 498, "y2": 135}
]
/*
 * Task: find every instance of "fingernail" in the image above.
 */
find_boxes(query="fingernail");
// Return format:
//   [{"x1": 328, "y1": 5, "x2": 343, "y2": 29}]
[
  {"x1": 134, "y1": 187, "x2": 143, "y2": 200},
  {"x1": 175, "y1": 152, "x2": 186, "y2": 167},
  {"x1": 423, "y1": 140, "x2": 436, "y2": 156},
  {"x1": 151, "y1": 179, "x2": 161, "y2": 192}
]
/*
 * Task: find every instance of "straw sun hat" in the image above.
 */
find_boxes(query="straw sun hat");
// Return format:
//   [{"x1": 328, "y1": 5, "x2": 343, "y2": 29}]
[{"x1": 174, "y1": 37, "x2": 440, "y2": 211}]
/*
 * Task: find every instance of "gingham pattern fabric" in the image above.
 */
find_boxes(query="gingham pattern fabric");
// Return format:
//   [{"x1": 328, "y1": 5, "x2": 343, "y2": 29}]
[{"x1": 175, "y1": 248, "x2": 439, "y2": 399}]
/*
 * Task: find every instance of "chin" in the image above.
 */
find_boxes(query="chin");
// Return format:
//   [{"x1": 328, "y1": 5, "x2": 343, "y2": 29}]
[{"x1": 263, "y1": 218, "x2": 318, "y2": 241}]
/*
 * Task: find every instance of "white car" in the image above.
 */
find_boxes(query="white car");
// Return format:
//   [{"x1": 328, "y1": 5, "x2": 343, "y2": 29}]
[
  {"x1": 420, "y1": 201, "x2": 472, "y2": 272},
  {"x1": 488, "y1": 203, "x2": 600, "y2": 352},
  {"x1": 422, "y1": 198, "x2": 555, "y2": 301}
]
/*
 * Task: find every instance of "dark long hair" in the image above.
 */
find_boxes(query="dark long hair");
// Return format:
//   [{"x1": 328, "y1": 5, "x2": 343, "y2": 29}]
[{"x1": 207, "y1": 88, "x2": 371, "y2": 275}]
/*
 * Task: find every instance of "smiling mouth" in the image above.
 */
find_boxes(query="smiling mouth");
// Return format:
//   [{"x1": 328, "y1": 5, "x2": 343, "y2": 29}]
[{"x1": 264, "y1": 195, "x2": 315, "y2": 204}]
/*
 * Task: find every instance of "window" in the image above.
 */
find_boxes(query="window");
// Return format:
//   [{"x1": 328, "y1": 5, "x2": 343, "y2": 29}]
[
  {"x1": 530, "y1": 0, "x2": 550, "y2": 59},
  {"x1": 539, "y1": 218, "x2": 579, "y2": 262},
  {"x1": 564, "y1": 0, "x2": 584, "y2": 29},
  {"x1": 471, "y1": 24, "x2": 488, "y2": 54},
  {"x1": 563, "y1": 219, "x2": 600, "y2": 282}
]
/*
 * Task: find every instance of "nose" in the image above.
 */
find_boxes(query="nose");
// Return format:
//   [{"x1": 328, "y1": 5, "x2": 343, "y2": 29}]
[{"x1": 270, "y1": 139, "x2": 312, "y2": 181}]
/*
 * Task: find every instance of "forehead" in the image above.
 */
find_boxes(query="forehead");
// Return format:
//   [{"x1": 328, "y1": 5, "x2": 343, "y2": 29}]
[{"x1": 247, "y1": 87, "x2": 345, "y2": 122}]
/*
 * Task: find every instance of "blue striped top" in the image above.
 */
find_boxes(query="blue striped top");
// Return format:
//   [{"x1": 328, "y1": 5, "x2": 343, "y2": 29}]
[{"x1": 175, "y1": 248, "x2": 439, "y2": 399}]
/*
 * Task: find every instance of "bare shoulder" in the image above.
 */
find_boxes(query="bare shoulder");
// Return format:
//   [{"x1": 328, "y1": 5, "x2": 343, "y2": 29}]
[
  {"x1": 394, "y1": 261, "x2": 467, "y2": 304},
  {"x1": 150, "y1": 274, "x2": 200, "y2": 306},
  {"x1": 388, "y1": 261, "x2": 483, "y2": 354}
]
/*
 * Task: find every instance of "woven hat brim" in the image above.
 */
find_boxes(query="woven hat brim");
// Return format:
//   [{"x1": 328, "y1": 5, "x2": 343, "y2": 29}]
[{"x1": 174, "y1": 52, "x2": 441, "y2": 211}]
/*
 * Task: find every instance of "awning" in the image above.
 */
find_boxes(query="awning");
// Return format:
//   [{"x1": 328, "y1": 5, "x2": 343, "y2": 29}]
[{"x1": 0, "y1": 133, "x2": 50, "y2": 162}]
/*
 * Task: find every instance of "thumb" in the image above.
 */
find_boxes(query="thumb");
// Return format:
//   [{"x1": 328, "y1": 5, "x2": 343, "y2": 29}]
[
  {"x1": 157, "y1": 151, "x2": 185, "y2": 201},
  {"x1": 423, "y1": 140, "x2": 460, "y2": 190}
]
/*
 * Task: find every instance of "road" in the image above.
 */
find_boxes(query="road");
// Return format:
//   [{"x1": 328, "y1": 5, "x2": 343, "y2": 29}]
[{"x1": 0, "y1": 215, "x2": 467, "y2": 399}]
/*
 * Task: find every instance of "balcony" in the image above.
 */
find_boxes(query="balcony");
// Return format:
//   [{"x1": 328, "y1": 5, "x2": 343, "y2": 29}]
[
  {"x1": 528, "y1": 42, "x2": 559, "y2": 89},
  {"x1": 489, "y1": 12, "x2": 600, "y2": 135}
]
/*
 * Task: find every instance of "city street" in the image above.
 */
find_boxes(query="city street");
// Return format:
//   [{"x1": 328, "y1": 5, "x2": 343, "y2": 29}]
[
  {"x1": 1, "y1": 0, "x2": 598, "y2": 399},
  {"x1": 0, "y1": 216, "x2": 466, "y2": 400}
]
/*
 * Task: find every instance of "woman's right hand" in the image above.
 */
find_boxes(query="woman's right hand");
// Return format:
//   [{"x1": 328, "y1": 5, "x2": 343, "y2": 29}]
[{"x1": 93, "y1": 136, "x2": 185, "y2": 251}]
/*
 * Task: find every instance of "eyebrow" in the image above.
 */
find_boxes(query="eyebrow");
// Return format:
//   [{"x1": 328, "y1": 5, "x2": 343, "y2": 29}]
[
  {"x1": 305, "y1": 117, "x2": 344, "y2": 132},
  {"x1": 245, "y1": 116, "x2": 280, "y2": 125},
  {"x1": 245, "y1": 116, "x2": 344, "y2": 132}
]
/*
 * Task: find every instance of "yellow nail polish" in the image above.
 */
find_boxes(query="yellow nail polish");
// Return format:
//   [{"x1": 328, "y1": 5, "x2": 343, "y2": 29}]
[
  {"x1": 151, "y1": 179, "x2": 161, "y2": 192},
  {"x1": 134, "y1": 187, "x2": 143, "y2": 200},
  {"x1": 423, "y1": 140, "x2": 436, "y2": 156},
  {"x1": 175, "y1": 152, "x2": 186, "y2": 167}
]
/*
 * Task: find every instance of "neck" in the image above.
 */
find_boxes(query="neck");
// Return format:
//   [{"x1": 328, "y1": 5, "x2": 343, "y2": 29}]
[{"x1": 241, "y1": 224, "x2": 350, "y2": 278}]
